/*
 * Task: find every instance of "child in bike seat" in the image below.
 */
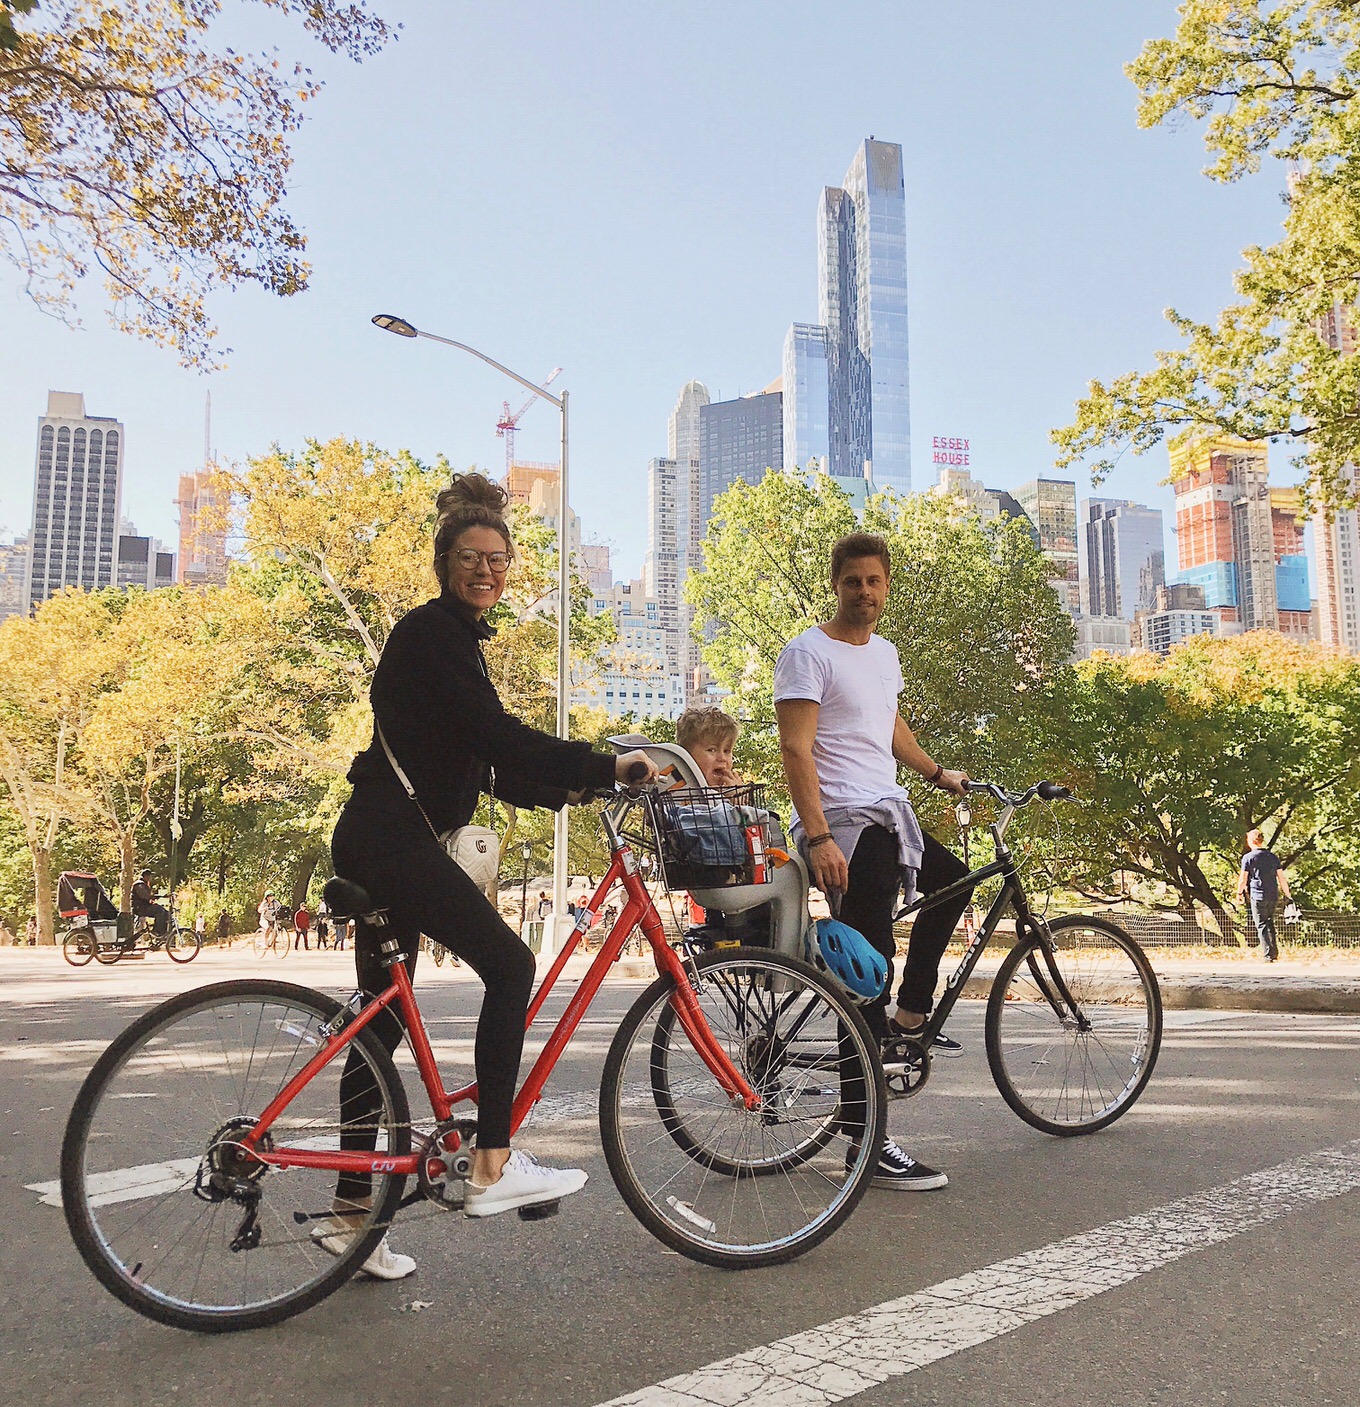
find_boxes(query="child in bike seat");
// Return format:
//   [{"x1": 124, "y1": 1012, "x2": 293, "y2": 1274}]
[{"x1": 675, "y1": 707, "x2": 782, "y2": 948}]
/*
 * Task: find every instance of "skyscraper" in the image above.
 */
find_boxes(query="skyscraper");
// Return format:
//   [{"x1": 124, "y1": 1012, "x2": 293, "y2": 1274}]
[
  {"x1": 782, "y1": 323, "x2": 830, "y2": 473},
  {"x1": 1079, "y1": 498, "x2": 1165, "y2": 621},
  {"x1": 1170, "y1": 435, "x2": 1312, "y2": 637},
  {"x1": 175, "y1": 471, "x2": 228, "y2": 586},
  {"x1": 1015, "y1": 478, "x2": 1080, "y2": 613},
  {"x1": 818, "y1": 138, "x2": 911, "y2": 492},
  {"x1": 1314, "y1": 466, "x2": 1360, "y2": 652},
  {"x1": 698, "y1": 391, "x2": 784, "y2": 529},
  {"x1": 116, "y1": 534, "x2": 176, "y2": 590},
  {"x1": 28, "y1": 391, "x2": 124, "y2": 611}
]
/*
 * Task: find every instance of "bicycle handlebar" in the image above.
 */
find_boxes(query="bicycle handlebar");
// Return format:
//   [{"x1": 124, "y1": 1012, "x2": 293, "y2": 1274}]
[{"x1": 963, "y1": 779, "x2": 1074, "y2": 807}]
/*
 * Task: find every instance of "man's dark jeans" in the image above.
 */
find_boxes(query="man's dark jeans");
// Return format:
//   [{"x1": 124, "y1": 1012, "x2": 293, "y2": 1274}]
[
  {"x1": 1249, "y1": 894, "x2": 1279, "y2": 960},
  {"x1": 839, "y1": 823, "x2": 972, "y2": 1043}
]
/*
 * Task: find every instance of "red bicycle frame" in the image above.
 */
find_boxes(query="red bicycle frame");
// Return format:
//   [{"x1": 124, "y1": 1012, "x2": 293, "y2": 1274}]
[{"x1": 242, "y1": 831, "x2": 759, "y2": 1179}]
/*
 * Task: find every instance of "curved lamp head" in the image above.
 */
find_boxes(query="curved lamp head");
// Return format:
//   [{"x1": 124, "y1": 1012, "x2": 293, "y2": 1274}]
[{"x1": 372, "y1": 313, "x2": 418, "y2": 337}]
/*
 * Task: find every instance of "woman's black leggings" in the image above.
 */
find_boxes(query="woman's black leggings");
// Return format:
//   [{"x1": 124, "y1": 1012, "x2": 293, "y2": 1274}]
[
  {"x1": 839, "y1": 824, "x2": 972, "y2": 1043},
  {"x1": 330, "y1": 801, "x2": 535, "y2": 1202}
]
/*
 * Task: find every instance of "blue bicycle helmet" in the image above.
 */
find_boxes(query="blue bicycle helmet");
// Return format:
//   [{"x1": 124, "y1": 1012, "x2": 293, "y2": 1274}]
[{"x1": 809, "y1": 918, "x2": 888, "y2": 1004}]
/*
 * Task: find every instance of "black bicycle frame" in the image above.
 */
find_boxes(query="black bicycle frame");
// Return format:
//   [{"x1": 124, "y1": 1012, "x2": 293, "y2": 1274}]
[{"x1": 892, "y1": 846, "x2": 1077, "y2": 1041}]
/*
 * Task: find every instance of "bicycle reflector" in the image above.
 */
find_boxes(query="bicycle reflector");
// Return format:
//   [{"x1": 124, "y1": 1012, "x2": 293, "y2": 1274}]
[{"x1": 809, "y1": 919, "x2": 888, "y2": 1004}]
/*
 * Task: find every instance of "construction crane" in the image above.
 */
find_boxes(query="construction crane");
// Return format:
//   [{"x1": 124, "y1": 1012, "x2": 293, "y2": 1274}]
[{"x1": 496, "y1": 367, "x2": 564, "y2": 476}]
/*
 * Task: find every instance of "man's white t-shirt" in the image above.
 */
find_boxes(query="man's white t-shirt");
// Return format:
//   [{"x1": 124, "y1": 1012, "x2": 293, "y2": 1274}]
[{"x1": 773, "y1": 625, "x2": 906, "y2": 820}]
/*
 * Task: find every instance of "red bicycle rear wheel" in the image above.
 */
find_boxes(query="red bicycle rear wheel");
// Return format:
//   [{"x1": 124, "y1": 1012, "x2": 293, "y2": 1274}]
[{"x1": 61, "y1": 979, "x2": 411, "y2": 1332}]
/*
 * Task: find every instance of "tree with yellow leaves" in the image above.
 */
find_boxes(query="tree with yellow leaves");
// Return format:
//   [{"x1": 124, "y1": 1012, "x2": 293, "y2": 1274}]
[
  {"x1": 0, "y1": 589, "x2": 114, "y2": 941},
  {"x1": 0, "y1": 1, "x2": 393, "y2": 364}
]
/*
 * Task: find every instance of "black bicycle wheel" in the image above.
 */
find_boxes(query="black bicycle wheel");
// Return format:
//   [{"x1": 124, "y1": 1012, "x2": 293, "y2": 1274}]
[
  {"x1": 62, "y1": 927, "x2": 97, "y2": 967},
  {"x1": 600, "y1": 948, "x2": 886, "y2": 1269},
  {"x1": 94, "y1": 933, "x2": 125, "y2": 964},
  {"x1": 166, "y1": 927, "x2": 202, "y2": 963},
  {"x1": 61, "y1": 979, "x2": 411, "y2": 1332},
  {"x1": 986, "y1": 914, "x2": 1162, "y2": 1136}
]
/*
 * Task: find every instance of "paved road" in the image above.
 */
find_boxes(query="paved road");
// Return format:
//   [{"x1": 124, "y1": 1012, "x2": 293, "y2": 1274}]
[{"x1": 3, "y1": 953, "x2": 1357, "y2": 1406}]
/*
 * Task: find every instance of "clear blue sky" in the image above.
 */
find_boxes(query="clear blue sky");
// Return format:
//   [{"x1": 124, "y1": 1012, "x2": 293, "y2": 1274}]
[{"x1": 0, "y1": 1, "x2": 1295, "y2": 583}]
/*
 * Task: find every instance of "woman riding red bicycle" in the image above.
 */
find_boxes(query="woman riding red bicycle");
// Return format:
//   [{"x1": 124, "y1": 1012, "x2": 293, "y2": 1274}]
[{"x1": 325, "y1": 472, "x2": 653, "y2": 1277}]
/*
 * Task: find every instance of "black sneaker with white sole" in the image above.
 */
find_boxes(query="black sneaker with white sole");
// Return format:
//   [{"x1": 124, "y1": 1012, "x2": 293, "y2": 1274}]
[
  {"x1": 888, "y1": 1021, "x2": 964, "y2": 1059},
  {"x1": 871, "y1": 1138, "x2": 948, "y2": 1191}
]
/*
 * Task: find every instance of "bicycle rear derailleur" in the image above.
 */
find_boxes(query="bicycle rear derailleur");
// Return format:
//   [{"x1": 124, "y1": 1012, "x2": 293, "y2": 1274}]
[{"x1": 881, "y1": 1035, "x2": 930, "y2": 1099}]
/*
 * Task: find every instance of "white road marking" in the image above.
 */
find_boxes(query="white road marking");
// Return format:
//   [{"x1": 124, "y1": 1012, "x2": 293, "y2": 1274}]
[{"x1": 593, "y1": 1138, "x2": 1360, "y2": 1407}]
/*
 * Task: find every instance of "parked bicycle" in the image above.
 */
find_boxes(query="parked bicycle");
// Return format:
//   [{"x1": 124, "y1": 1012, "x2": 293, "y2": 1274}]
[
  {"x1": 61, "y1": 766, "x2": 886, "y2": 1332},
  {"x1": 880, "y1": 780, "x2": 1163, "y2": 1135}
]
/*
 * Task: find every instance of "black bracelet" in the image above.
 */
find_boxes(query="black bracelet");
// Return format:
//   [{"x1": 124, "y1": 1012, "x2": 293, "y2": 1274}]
[
  {"x1": 928, "y1": 763, "x2": 945, "y2": 787},
  {"x1": 806, "y1": 833, "x2": 834, "y2": 849}
]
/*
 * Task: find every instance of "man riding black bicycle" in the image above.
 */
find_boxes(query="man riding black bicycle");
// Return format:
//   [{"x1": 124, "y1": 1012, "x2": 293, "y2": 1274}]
[
  {"x1": 774, "y1": 532, "x2": 976, "y2": 1192},
  {"x1": 130, "y1": 869, "x2": 170, "y2": 940}
]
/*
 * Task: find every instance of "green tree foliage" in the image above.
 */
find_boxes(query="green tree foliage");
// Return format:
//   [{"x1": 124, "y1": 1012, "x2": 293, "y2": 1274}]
[
  {"x1": 688, "y1": 472, "x2": 1076, "y2": 832},
  {"x1": 1055, "y1": 633, "x2": 1360, "y2": 922},
  {"x1": 1052, "y1": 1, "x2": 1360, "y2": 510},
  {"x1": 0, "y1": 0, "x2": 393, "y2": 364}
]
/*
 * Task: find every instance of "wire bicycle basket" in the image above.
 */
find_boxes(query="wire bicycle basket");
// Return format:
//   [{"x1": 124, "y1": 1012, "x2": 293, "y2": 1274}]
[{"x1": 626, "y1": 783, "x2": 773, "y2": 892}]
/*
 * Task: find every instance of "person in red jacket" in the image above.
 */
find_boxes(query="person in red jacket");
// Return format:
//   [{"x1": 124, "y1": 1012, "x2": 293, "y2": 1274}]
[{"x1": 293, "y1": 903, "x2": 311, "y2": 950}]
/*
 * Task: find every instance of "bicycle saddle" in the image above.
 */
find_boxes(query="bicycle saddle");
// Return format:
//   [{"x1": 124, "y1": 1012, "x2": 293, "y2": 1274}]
[{"x1": 322, "y1": 877, "x2": 379, "y2": 922}]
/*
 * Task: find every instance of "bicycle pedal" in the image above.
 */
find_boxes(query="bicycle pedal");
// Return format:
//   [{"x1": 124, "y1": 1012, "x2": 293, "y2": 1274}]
[{"x1": 517, "y1": 1199, "x2": 560, "y2": 1221}]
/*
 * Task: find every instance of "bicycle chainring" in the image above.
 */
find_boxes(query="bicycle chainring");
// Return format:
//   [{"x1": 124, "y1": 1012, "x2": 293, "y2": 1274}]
[
  {"x1": 416, "y1": 1117, "x2": 478, "y2": 1210},
  {"x1": 881, "y1": 1035, "x2": 930, "y2": 1100}
]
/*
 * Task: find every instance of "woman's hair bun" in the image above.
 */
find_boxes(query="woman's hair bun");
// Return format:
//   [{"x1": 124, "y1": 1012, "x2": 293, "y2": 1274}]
[{"x1": 437, "y1": 472, "x2": 509, "y2": 517}]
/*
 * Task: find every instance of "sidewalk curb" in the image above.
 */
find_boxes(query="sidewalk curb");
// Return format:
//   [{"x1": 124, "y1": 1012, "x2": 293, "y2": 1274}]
[{"x1": 1160, "y1": 983, "x2": 1360, "y2": 1015}]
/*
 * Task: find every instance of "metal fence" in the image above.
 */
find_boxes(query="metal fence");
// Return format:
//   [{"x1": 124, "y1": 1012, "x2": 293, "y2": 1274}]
[{"x1": 1074, "y1": 908, "x2": 1360, "y2": 950}]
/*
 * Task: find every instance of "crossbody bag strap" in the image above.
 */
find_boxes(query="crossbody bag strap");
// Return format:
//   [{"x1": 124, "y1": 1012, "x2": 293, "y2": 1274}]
[{"x1": 375, "y1": 719, "x2": 441, "y2": 841}]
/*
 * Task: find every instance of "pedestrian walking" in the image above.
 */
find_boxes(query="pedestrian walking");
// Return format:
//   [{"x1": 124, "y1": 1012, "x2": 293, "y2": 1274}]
[
  {"x1": 294, "y1": 903, "x2": 311, "y2": 951},
  {"x1": 217, "y1": 910, "x2": 231, "y2": 947},
  {"x1": 315, "y1": 905, "x2": 331, "y2": 950},
  {"x1": 194, "y1": 912, "x2": 207, "y2": 944},
  {"x1": 1236, "y1": 828, "x2": 1293, "y2": 962}
]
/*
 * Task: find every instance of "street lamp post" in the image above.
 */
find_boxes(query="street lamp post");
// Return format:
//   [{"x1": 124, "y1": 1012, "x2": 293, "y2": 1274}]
[
  {"x1": 519, "y1": 839, "x2": 533, "y2": 930},
  {"x1": 372, "y1": 313, "x2": 573, "y2": 955}
]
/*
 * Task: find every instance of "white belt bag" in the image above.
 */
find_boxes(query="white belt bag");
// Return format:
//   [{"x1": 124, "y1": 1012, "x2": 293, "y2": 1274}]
[{"x1": 376, "y1": 721, "x2": 500, "y2": 892}]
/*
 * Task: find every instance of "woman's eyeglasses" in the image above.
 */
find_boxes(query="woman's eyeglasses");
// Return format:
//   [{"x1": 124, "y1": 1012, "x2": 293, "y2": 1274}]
[{"x1": 452, "y1": 549, "x2": 512, "y2": 572}]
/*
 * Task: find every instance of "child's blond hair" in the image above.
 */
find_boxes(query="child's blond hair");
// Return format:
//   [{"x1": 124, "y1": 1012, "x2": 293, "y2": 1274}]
[{"x1": 676, "y1": 706, "x2": 739, "y2": 754}]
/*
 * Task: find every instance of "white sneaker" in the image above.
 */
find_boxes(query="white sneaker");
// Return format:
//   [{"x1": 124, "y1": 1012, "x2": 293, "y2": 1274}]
[
  {"x1": 463, "y1": 1149, "x2": 588, "y2": 1218},
  {"x1": 312, "y1": 1220, "x2": 417, "y2": 1280}
]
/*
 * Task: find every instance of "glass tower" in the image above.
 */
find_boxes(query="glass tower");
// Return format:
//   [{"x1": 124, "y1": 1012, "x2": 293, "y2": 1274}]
[
  {"x1": 782, "y1": 323, "x2": 830, "y2": 473},
  {"x1": 818, "y1": 138, "x2": 911, "y2": 493},
  {"x1": 1079, "y1": 498, "x2": 1166, "y2": 620}
]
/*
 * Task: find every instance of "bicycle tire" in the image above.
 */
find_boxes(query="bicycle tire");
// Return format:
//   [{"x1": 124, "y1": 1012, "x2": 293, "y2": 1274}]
[
  {"x1": 600, "y1": 948, "x2": 886, "y2": 1270},
  {"x1": 276, "y1": 928, "x2": 291, "y2": 959},
  {"x1": 166, "y1": 927, "x2": 202, "y2": 963},
  {"x1": 94, "y1": 935, "x2": 125, "y2": 964},
  {"x1": 61, "y1": 979, "x2": 411, "y2": 1333},
  {"x1": 986, "y1": 914, "x2": 1162, "y2": 1136},
  {"x1": 252, "y1": 927, "x2": 269, "y2": 958},
  {"x1": 62, "y1": 927, "x2": 97, "y2": 967}
]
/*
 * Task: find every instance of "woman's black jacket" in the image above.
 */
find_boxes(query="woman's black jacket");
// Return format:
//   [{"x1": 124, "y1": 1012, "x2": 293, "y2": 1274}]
[{"x1": 346, "y1": 593, "x2": 616, "y2": 833}]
